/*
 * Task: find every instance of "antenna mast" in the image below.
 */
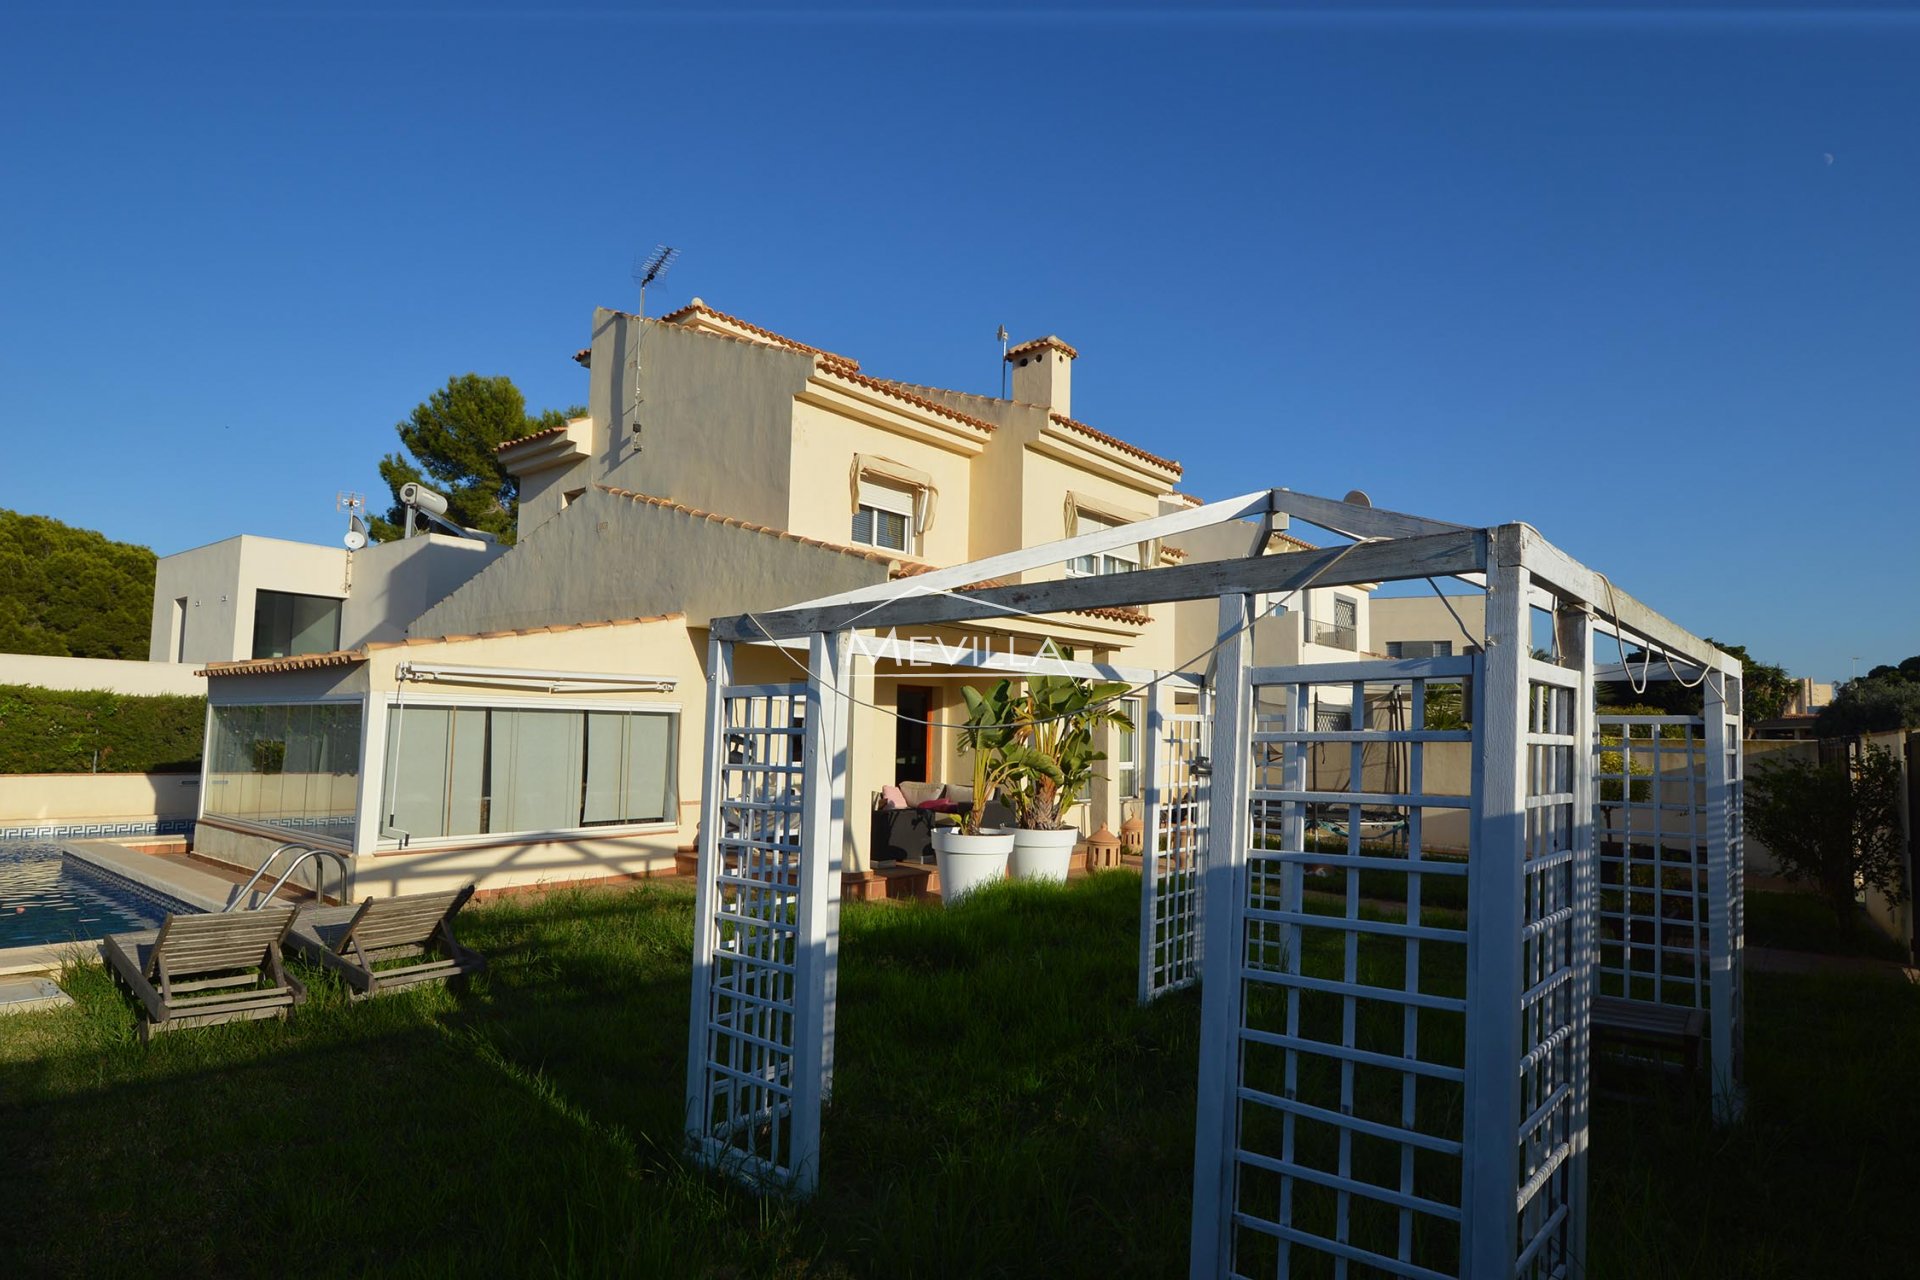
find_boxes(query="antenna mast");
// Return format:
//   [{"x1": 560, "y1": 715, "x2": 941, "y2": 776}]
[
  {"x1": 633, "y1": 245, "x2": 679, "y2": 319},
  {"x1": 997, "y1": 324, "x2": 1009, "y2": 398}
]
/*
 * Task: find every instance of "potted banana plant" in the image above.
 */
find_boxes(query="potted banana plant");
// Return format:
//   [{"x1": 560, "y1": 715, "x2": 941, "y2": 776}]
[
  {"x1": 933, "y1": 679, "x2": 1024, "y2": 903},
  {"x1": 1004, "y1": 671, "x2": 1134, "y2": 883}
]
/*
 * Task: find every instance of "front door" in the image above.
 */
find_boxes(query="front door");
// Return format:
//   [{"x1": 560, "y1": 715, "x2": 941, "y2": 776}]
[{"x1": 894, "y1": 686, "x2": 933, "y2": 783}]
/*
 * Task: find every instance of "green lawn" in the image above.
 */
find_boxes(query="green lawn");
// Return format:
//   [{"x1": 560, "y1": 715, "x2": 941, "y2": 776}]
[{"x1": 0, "y1": 874, "x2": 1915, "y2": 1278}]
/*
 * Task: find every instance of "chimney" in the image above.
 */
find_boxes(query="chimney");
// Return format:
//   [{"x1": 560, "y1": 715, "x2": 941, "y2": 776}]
[{"x1": 1004, "y1": 335, "x2": 1077, "y2": 417}]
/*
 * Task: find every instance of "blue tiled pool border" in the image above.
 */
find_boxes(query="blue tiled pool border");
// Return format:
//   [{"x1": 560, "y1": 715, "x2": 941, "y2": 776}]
[{"x1": 0, "y1": 819, "x2": 193, "y2": 843}]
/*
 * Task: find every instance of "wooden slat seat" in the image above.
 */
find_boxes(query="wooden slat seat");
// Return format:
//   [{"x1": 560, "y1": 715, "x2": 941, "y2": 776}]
[
  {"x1": 286, "y1": 885, "x2": 485, "y2": 1000},
  {"x1": 102, "y1": 904, "x2": 307, "y2": 1043},
  {"x1": 1592, "y1": 994, "x2": 1707, "y2": 1083}
]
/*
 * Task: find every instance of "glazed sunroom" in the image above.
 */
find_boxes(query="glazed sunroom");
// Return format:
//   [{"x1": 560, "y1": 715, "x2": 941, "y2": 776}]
[{"x1": 685, "y1": 489, "x2": 1745, "y2": 1280}]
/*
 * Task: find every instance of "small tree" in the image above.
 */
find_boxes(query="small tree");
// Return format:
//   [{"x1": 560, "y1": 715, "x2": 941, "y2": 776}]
[
  {"x1": 1747, "y1": 745, "x2": 1906, "y2": 931},
  {"x1": 368, "y1": 374, "x2": 584, "y2": 545}
]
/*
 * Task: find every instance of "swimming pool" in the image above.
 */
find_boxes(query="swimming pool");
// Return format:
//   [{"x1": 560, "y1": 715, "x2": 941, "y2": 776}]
[{"x1": 0, "y1": 843, "x2": 189, "y2": 949}]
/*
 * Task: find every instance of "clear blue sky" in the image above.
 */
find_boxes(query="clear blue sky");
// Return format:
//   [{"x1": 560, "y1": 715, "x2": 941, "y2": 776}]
[{"x1": 2, "y1": 3, "x2": 1914, "y2": 681}]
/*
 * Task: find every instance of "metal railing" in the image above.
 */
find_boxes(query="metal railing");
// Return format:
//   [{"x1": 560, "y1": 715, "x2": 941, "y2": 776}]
[{"x1": 223, "y1": 842, "x2": 351, "y2": 911}]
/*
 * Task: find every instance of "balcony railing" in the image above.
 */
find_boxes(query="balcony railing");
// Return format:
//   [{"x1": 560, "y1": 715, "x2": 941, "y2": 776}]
[{"x1": 1310, "y1": 623, "x2": 1358, "y2": 652}]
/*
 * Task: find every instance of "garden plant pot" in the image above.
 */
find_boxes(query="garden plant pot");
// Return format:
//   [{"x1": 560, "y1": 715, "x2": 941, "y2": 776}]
[
  {"x1": 1009, "y1": 827, "x2": 1079, "y2": 884},
  {"x1": 932, "y1": 827, "x2": 1014, "y2": 904}
]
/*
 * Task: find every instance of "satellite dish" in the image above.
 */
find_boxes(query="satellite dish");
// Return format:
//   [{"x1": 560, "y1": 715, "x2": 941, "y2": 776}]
[
  {"x1": 344, "y1": 529, "x2": 368, "y2": 552},
  {"x1": 1343, "y1": 489, "x2": 1373, "y2": 508}
]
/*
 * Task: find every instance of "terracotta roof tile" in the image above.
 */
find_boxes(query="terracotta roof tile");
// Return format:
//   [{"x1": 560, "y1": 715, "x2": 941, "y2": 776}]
[
  {"x1": 1048, "y1": 413, "x2": 1182, "y2": 476},
  {"x1": 1005, "y1": 335, "x2": 1079, "y2": 361},
  {"x1": 199, "y1": 614, "x2": 688, "y2": 677},
  {"x1": 660, "y1": 300, "x2": 861, "y2": 371},
  {"x1": 495, "y1": 422, "x2": 572, "y2": 453},
  {"x1": 595, "y1": 486, "x2": 902, "y2": 566},
  {"x1": 818, "y1": 366, "x2": 997, "y2": 434},
  {"x1": 197, "y1": 650, "x2": 364, "y2": 678}
]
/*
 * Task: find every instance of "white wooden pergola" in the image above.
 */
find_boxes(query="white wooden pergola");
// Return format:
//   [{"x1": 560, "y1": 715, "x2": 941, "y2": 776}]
[{"x1": 683, "y1": 490, "x2": 1745, "y2": 1280}]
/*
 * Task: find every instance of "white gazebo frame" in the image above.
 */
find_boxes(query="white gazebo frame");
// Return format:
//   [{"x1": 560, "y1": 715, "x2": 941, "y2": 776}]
[{"x1": 683, "y1": 489, "x2": 1745, "y2": 1280}]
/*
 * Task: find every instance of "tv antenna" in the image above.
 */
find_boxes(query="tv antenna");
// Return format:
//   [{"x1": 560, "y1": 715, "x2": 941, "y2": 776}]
[
  {"x1": 633, "y1": 245, "x2": 679, "y2": 317},
  {"x1": 997, "y1": 324, "x2": 1009, "y2": 397}
]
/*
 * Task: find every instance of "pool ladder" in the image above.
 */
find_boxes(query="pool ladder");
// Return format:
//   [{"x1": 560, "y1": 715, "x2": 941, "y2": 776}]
[{"x1": 223, "y1": 842, "x2": 352, "y2": 912}]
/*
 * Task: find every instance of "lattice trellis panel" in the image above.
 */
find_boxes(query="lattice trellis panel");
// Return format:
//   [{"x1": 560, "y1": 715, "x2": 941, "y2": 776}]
[
  {"x1": 1594, "y1": 715, "x2": 1709, "y2": 1007},
  {"x1": 688, "y1": 682, "x2": 808, "y2": 1188},
  {"x1": 1141, "y1": 702, "x2": 1212, "y2": 1002},
  {"x1": 1215, "y1": 656, "x2": 1478, "y2": 1279},
  {"x1": 1515, "y1": 663, "x2": 1585, "y2": 1279}
]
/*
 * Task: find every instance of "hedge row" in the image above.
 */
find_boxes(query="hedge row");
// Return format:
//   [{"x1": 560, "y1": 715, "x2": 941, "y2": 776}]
[{"x1": 0, "y1": 684, "x2": 206, "y2": 774}]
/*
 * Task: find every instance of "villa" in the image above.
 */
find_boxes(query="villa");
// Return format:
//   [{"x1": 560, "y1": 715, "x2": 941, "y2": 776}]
[{"x1": 160, "y1": 301, "x2": 1379, "y2": 899}]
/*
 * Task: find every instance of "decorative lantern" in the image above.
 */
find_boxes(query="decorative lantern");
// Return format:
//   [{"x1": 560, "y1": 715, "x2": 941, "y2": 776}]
[
  {"x1": 1086, "y1": 824, "x2": 1123, "y2": 871},
  {"x1": 1119, "y1": 812, "x2": 1145, "y2": 855}
]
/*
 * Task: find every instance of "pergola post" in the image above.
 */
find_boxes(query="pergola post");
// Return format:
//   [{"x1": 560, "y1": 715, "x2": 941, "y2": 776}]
[
  {"x1": 683, "y1": 635, "x2": 733, "y2": 1153},
  {"x1": 1702, "y1": 664, "x2": 1745, "y2": 1122},
  {"x1": 1138, "y1": 677, "x2": 1168, "y2": 1005},
  {"x1": 790, "y1": 630, "x2": 850, "y2": 1188},
  {"x1": 1462, "y1": 539, "x2": 1530, "y2": 1277},
  {"x1": 1188, "y1": 592, "x2": 1255, "y2": 1279},
  {"x1": 1555, "y1": 599, "x2": 1596, "y2": 1273}
]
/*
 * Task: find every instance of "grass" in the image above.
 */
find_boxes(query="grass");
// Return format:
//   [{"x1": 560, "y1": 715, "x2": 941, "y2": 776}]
[{"x1": 1, "y1": 873, "x2": 1916, "y2": 1278}]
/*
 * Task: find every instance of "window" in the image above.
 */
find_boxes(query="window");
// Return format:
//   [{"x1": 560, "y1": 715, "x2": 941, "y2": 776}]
[
  {"x1": 171, "y1": 597, "x2": 188, "y2": 663},
  {"x1": 1068, "y1": 511, "x2": 1141, "y2": 576},
  {"x1": 380, "y1": 705, "x2": 678, "y2": 843},
  {"x1": 1387, "y1": 640, "x2": 1454, "y2": 659},
  {"x1": 252, "y1": 590, "x2": 343, "y2": 659},
  {"x1": 1315, "y1": 707, "x2": 1354, "y2": 733},
  {"x1": 204, "y1": 702, "x2": 362, "y2": 843},
  {"x1": 1116, "y1": 697, "x2": 1143, "y2": 799},
  {"x1": 851, "y1": 477, "x2": 916, "y2": 553}
]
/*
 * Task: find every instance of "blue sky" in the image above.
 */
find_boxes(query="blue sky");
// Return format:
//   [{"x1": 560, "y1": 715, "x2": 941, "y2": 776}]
[{"x1": 2, "y1": 3, "x2": 1914, "y2": 680}]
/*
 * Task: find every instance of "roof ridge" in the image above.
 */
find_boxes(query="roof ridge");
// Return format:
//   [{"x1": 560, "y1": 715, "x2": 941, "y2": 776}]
[
  {"x1": 818, "y1": 365, "x2": 997, "y2": 434},
  {"x1": 198, "y1": 613, "x2": 690, "y2": 676},
  {"x1": 659, "y1": 300, "x2": 861, "y2": 370},
  {"x1": 1047, "y1": 412, "x2": 1182, "y2": 476},
  {"x1": 593, "y1": 485, "x2": 903, "y2": 566}
]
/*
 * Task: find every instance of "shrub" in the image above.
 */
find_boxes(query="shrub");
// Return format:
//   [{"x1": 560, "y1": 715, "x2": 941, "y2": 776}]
[
  {"x1": 0, "y1": 684, "x2": 206, "y2": 774},
  {"x1": 1747, "y1": 745, "x2": 1906, "y2": 931}
]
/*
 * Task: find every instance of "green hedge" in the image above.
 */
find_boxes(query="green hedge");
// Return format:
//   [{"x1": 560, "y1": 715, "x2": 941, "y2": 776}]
[{"x1": 0, "y1": 685, "x2": 206, "y2": 774}]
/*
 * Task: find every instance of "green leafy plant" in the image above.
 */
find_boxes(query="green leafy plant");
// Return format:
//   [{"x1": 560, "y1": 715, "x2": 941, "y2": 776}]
[
  {"x1": 955, "y1": 679, "x2": 1031, "y2": 836},
  {"x1": 1747, "y1": 745, "x2": 1906, "y2": 932},
  {"x1": 1003, "y1": 669, "x2": 1134, "y2": 831}
]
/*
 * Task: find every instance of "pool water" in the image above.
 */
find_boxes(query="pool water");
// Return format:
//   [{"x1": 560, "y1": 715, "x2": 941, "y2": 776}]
[{"x1": 0, "y1": 843, "x2": 181, "y2": 949}]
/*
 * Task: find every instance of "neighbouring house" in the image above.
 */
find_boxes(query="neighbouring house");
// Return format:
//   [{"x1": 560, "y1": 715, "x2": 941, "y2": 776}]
[
  {"x1": 151, "y1": 531, "x2": 507, "y2": 665},
  {"x1": 170, "y1": 300, "x2": 1376, "y2": 898},
  {"x1": 1369, "y1": 592, "x2": 1486, "y2": 661}
]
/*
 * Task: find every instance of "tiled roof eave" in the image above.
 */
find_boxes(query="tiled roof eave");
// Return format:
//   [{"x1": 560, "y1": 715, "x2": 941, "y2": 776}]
[{"x1": 1046, "y1": 413, "x2": 1182, "y2": 476}]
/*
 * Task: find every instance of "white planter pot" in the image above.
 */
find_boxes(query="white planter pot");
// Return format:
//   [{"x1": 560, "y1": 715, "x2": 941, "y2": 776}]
[
  {"x1": 1009, "y1": 827, "x2": 1079, "y2": 884},
  {"x1": 933, "y1": 828, "x2": 1014, "y2": 904}
]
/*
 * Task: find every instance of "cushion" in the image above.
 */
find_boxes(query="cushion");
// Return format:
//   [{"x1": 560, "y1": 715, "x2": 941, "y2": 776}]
[
  {"x1": 916, "y1": 797, "x2": 958, "y2": 813},
  {"x1": 900, "y1": 781, "x2": 943, "y2": 807},
  {"x1": 879, "y1": 784, "x2": 911, "y2": 811},
  {"x1": 944, "y1": 783, "x2": 975, "y2": 807}
]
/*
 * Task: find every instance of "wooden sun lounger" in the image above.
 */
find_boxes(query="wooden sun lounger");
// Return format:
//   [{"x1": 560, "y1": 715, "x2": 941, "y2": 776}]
[
  {"x1": 102, "y1": 905, "x2": 307, "y2": 1043},
  {"x1": 286, "y1": 885, "x2": 485, "y2": 1000}
]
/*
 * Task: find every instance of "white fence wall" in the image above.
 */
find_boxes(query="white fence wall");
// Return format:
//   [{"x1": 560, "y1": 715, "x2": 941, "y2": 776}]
[{"x1": 0, "y1": 654, "x2": 206, "y2": 696}]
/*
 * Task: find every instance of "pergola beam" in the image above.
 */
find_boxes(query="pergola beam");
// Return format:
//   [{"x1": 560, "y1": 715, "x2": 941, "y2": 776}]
[
  {"x1": 713, "y1": 527, "x2": 1489, "y2": 642},
  {"x1": 790, "y1": 488, "x2": 1280, "y2": 612},
  {"x1": 1514, "y1": 526, "x2": 1734, "y2": 674},
  {"x1": 1270, "y1": 488, "x2": 1472, "y2": 541}
]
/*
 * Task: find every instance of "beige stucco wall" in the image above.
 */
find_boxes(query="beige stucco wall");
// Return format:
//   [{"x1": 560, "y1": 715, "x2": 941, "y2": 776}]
[
  {"x1": 0, "y1": 772, "x2": 201, "y2": 830},
  {"x1": 595, "y1": 311, "x2": 809, "y2": 528},
  {"x1": 409, "y1": 485, "x2": 891, "y2": 637},
  {"x1": 784, "y1": 397, "x2": 979, "y2": 566},
  {"x1": 1369, "y1": 593, "x2": 1487, "y2": 654},
  {"x1": 0, "y1": 653, "x2": 205, "y2": 696}
]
